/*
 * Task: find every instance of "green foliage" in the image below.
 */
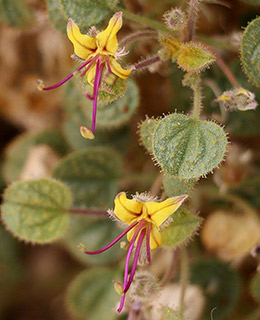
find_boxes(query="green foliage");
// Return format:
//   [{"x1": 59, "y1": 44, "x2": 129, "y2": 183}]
[
  {"x1": 53, "y1": 147, "x2": 122, "y2": 208},
  {"x1": 190, "y1": 259, "x2": 240, "y2": 320},
  {"x1": 250, "y1": 272, "x2": 260, "y2": 302},
  {"x1": 1, "y1": 179, "x2": 72, "y2": 244},
  {"x1": 161, "y1": 307, "x2": 182, "y2": 320},
  {"x1": 163, "y1": 174, "x2": 196, "y2": 196},
  {"x1": 3, "y1": 129, "x2": 69, "y2": 183},
  {"x1": 0, "y1": 0, "x2": 33, "y2": 28},
  {"x1": 241, "y1": 17, "x2": 260, "y2": 87},
  {"x1": 138, "y1": 117, "x2": 159, "y2": 154},
  {"x1": 47, "y1": 0, "x2": 67, "y2": 33},
  {"x1": 152, "y1": 113, "x2": 227, "y2": 179},
  {"x1": 161, "y1": 208, "x2": 201, "y2": 248},
  {"x1": 67, "y1": 268, "x2": 120, "y2": 320},
  {"x1": 177, "y1": 42, "x2": 216, "y2": 73},
  {"x1": 60, "y1": 0, "x2": 119, "y2": 32},
  {"x1": 240, "y1": 0, "x2": 260, "y2": 6},
  {"x1": 64, "y1": 215, "x2": 123, "y2": 265}
]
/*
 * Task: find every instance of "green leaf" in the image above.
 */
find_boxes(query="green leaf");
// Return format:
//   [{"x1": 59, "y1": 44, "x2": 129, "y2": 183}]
[
  {"x1": 161, "y1": 307, "x2": 182, "y2": 320},
  {"x1": 47, "y1": 0, "x2": 67, "y2": 33},
  {"x1": 190, "y1": 259, "x2": 240, "y2": 320},
  {"x1": 138, "y1": 117, "x2": 159, "y2": 154},
  {"x1": 163, "y1": 174, "x2": 196, "y2": 196},
  {"x1": 177, "y1": 42, "x2": 215, "y2": 73},
  {"x1": 53, "y1": 147, "x2": 122, "y2": 208},
  {"x1": 3, "y1": 129, "x2": 69, "y2": 183},
  {"x1": 241, "y1": 17, "x2": 260, "y2": 87},
  {"x1": 161, "y1": 207, "x2": 201, "y2": 248},
  {"x1": 64, "y1": 215, "x2": 123, "y2": 265},
  {"x1": 0, "y1": 0, "x2": 33, "y2": 28},
  {"x1": 152, "y1": 113, "x2": 228, "y2": 179},
  {"x1": 67, "y1": 268, "x2": 120, "y2": 320},
  {"x1": 60, "y1": 0, "x2": 119, "y2": 32},
  {"x1": 250, "y1": 272, "x2": 260, "y2": 302},
  {"x1": 1, "y1": 179, "x2": 72, "y2": 244}
]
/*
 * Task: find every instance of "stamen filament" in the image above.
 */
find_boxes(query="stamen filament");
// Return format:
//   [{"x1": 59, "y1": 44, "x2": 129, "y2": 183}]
[
  {"x1": 84, "y1": 221, "x2": 138, "y2": 255},
  {"x1": 146, "y1": 223, "x2": 151, "y2": 264},
  {"x1": 106, "y1": 56, "x2": 113, "y2": 74},
  {"x1": 124, "y1": 228, "x2": 146, "y2": 292},
  {"x1": 80, "y1": 54, "x2": 100, "y2": 77},
  {"x1": 91, "y1": 59, "x2": 105, "y2": 133},
  {"x1": 41, "y1": 58, "x2": 93, "y2": 91}
]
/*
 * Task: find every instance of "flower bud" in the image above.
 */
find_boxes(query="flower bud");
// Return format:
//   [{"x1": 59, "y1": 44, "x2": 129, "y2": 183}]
[
  {"x1": 163, "y1": 8, "x2": 187, "y2": 31},
  {"x1": 216, "y1": 88, "x2": 258, "y2": 111}
]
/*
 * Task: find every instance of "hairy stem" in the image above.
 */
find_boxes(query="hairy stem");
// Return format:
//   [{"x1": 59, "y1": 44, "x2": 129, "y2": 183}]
[
  {"x1": 179, "y1": 247, "x2": 189, "y2": 318},
  {"x1": 119, "y1": 29, "x2": 158, "y2": 47},
  {"x1": 186, "y1": 0, "x2": 201, "y2": 41},
  {"x1": 215, "y1": 55, "x2": 239, "y2": 88},
  {"x1": 192, "y1": 77, "x2": 202, "y2": 120},
  {"x1": 133, "y1": 55, "x2": 161, "y2": 70}
]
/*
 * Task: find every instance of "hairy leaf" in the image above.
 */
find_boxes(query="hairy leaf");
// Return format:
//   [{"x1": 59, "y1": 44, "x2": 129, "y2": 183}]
[
  {"x1": 138, "y1": 117, "x2": 159, "y2": 154},
  {"x1": 163, "y1": 174, "x2": 196, "y2": 196},
  {"x1": 1, "y1": 179, "x2": 72, "y2": 244}
]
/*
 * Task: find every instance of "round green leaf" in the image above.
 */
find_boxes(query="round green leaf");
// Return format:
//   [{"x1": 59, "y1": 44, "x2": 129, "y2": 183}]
[
  {"x1": 64, "y1": 215, "x2": 123, "y2": 265},
  {"x1": 1, "y1": 179, "x2": 72, "y2": 244},
  {"x1": 138, "y1": 117, "x2": 159, "y2": 154},
  {"x1": 163, "y1": 174, "x2": 196, "y2": 196},
  {"x1": 3, "y1": 129, "x2": 69, "y2": 183},
  {"x1": 60, "y1": 0, "x2": 119, "y2": 32},
  {"x1": 250, "y1": 272, "x2": 260, "y2": 302},
  {"x1": 67, "y1": 268, "x2": 120, "y2": 320},
  {"x1": 0, "y1": 0, "x2": 33, "y2": 28},
  {"x1": 153, "y1": 113, "x2": 228, "y2": 179},
  {"x1": 53, "y1": 147, "x2": 122, "y2": 208},
  {"x1": 161, "y1": 208, "x2": 201, "y2": 248},
  {"x1": 47, "y1": 0, "x2": 67, "y2": 33},
  {"x1": 190, "y1": 259, "x2": 240, "y2": 320},
  {"x1": 241, "y1": 17, "x2": 260, "y2": 87}
]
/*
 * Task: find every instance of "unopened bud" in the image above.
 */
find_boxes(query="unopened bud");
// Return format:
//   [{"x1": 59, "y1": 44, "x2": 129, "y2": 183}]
[
  {"x1": 163, "y1": 8, "x2": 187, "y2": 31},
  {"x1": 182, "y1": 72, "x2": 201, "y2": 89},
  {"x1": 216, "y1": 88, "x2": 258, "y2": 111}
]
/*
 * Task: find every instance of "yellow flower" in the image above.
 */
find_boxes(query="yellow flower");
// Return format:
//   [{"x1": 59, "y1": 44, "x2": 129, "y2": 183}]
[
  {"x1": 114, "y1": 192, "x2": 187, "y2": 249},
  {"x1": 81, "y1": 191, "x2": 187, "y2": 313},
  {"x1": 38, "y1": 12, "x2": 132, "y2": 139}
]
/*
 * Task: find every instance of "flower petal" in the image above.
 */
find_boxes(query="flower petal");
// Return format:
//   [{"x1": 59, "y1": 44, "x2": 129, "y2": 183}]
[
  {"x1": 114, "y1": 192, "x2": 143, "y2": 224},
  {"x1": 150, "y1": 224, "x2": 162, "y2": 249},
  {"x1": 110, "y1": 58, "x2": 132, "y2": 79},
  {"x1": 86, "y1": 64, "x2": 96, "y2": 86},
  {"x1": 145, "y1": 195, "x2": 188, "y2": 227},
  {"x1": 67, "y1": 19, "x2": 97, "y2": 60},
  {"x1": 96, "y1": 12, "x2": 122, "y2": 54}
]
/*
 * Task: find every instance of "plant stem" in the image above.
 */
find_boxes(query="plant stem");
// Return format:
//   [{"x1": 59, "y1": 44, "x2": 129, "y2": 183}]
[
  {"x1": 186, "y1": 0, "x2": 201, "y2": 41},
  {"x1": 192, "y1": 77, "x2": 202, "y2": 120},
  {"x1": 215, "y1": 55, "x2": 239, "y2": 88},
  {"x1": 69, "y1": 208, "x2": 107, "y2": 217},
  {"x1": 179, "y1": 246, "x2": 189, "y2": 318},
  {"x1": 119, "y1": 29, "x2": 158, "y2": 47},
  {"x1": 150, "y1": 172, "x2": 164, "y2": 196},
  {"x1": 114, "y1": 7, "x2": 169, "y2": 33},
  {"x1": 134, "y1": 55, "x2": 161, "y2": 71}
]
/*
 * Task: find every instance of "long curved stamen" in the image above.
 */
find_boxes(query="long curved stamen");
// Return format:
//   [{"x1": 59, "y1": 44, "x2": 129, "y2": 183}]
[
  {"x1": 40, "y1": 57, "x2": 93, "y2": 91},
  {"x1": 80, "y1": 54, "x2": 100, "y2": 77},
  {"x1": 146, "y1": 223, "x2": 151, "y2": 264},
  {"x1": 106, "y1": 56, "x2": 113, "y2": 74},
  {"x1": 85, "y1": 93, "x2": 94, "y2": 100},
  {"x1": 124, "y1": 228, "x2": 146, "y2": 293},
  {"x1": 91, "y1": 59, "x2": 105, "y2": 133},
  {"x1": 84, "y1": 221, "x2": 138, "y2": 255},
  {"x1": 117, "y1": 220, "x2": 146, "y2": 313}
]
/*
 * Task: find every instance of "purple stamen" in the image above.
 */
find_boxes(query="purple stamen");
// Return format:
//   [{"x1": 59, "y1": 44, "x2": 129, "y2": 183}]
[
  {"x1": 80, "y1": 54, "x2": 100, "y2": 77},
  {"x1": 90, "y1": 59, "x2": 105, "y2": 133},
  {"x1": 124, "y1": 228, "x2": 146, "y2": 293},
  {"x1": 117, "y1": 294, "x2": 126, "y2": 313},
  {"x1": 41, "y1": 57, "x2": 93, "y2": 91},
  {"x1": 146, "y1": 223, "x2": 151, "y2": 264},
  {"x1": 84, "y1": 221, "x2": 138, "y2": 255},
  {"x1": 106, "y1": 56, "x2": 113, "y2": 74},
  {"x1": 85, "y1": 93, "x2": 94, "y2": 100}
]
